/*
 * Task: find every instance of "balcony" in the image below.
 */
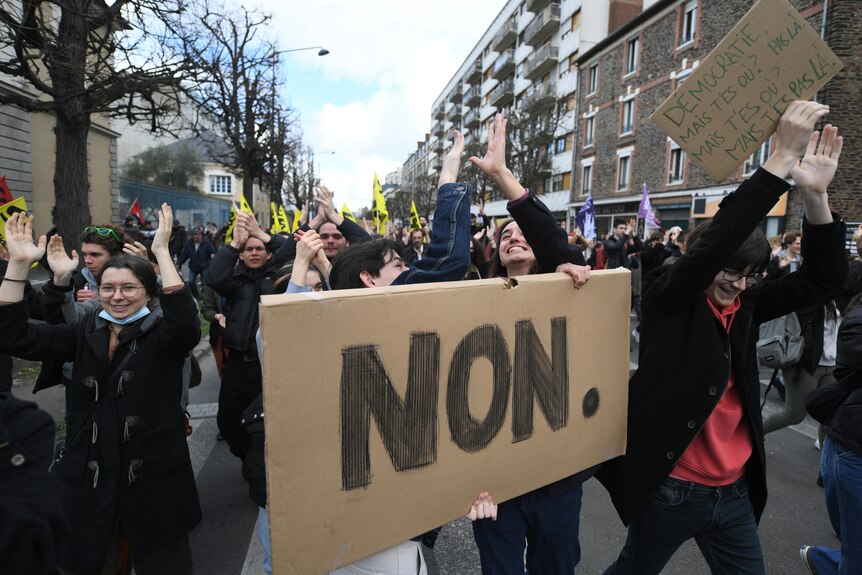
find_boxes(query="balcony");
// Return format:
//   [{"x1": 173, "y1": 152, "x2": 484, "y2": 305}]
[
  {"x1": 492, "y1": 49, "x2": 515, "y2": 80},
  {"x1": 433, "y1": 105, "x2": 445, "y2": 120},
  {"x1": 464, "y1": 84, "x2": 481, "y2": 106},
  {"x1": 527, "y1": 0, "x2": 553, "y2": 14},
  {"x1": 524, "y1": 44, "x2": 559, "y2": 80},
  {"x1": 465, "y1": 60, "x2": 482, "y2": 83},
  {"x1": 493, "y1": 19, "x2": 517, "y2": 51},
  {"x1": 524, "y1": 3, "x2": 561, "y2": 47},
  {"x1": 521, "y1": 81, "x2": 557, "y2": 107},
  {"x1": 490, "y1": 79, "x2": 515, "y2": 107},
  {"x1": 449, "y1": 105, "x2": 462, "y2": 122},
  {"x1": 464, "y1": 108, "x2": 480, "y2": 127},
  {"x1": 448, "y1": 84, "x2": 463, "y2": 103}
]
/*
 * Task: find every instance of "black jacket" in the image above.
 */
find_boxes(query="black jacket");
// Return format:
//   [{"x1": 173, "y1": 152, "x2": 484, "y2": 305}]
[
  {"x1": 603, "y1": 233, "x2": 642, "y2": 270},
  {"x1": 208, "y1": 234, "x2": 290, "y2": 353},
  {"x1": 0, "y1": 286, "x2": 202, "y2": 573},
  {"x1": 241, "y1": 393, "x2": 266, "y2": 507},
  {"x1": 597, "y1": 168, "x2": 848, "y2": 526},
  {"x1": 806, "y1": 307, "x2": 862, "y2": 454},
  {"x1": 0, "y1": 392, "x2": 68, "y2": 574},
  {"x1": 177, "y1": 237, "x2": 217, "y2": 272}
]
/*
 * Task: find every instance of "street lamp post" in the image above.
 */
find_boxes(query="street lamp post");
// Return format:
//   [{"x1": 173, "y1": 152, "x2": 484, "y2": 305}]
[{"x1": 283, "y1": 46, "x2": 330, "y2": 56}]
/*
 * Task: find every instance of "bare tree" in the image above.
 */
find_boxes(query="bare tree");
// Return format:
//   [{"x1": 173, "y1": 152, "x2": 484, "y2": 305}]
[
  {"x1": 284, "y1": 145, "x2": 315, "y2": 210},
  {"x1": 0, "y1": 0, "x2": 197, "y2": 245},
  {"x1": 506, "y1": 95, "x2": 566, "y2": 193},
  {"x1": 183, "y1": 4, "x2": 287, "y2": 211}
]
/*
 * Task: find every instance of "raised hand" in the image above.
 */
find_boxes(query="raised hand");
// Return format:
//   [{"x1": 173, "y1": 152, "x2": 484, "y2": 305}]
[
  {"x1": 315, "y1": 185, "x2": 341, "y2": 225},
  {"x1": 46, "y1": 235, "x2": 79, "y2": 282},
  {"x1": 150, "y1": 203, "x2": 174, "y2": 257},
  {"x1": 294, "y1": 229, "x2": 324, "y2": 265},
  {"x1": 469, "y1": 114, "x2": 509, "y2": 182},
  {"x1": 122, "y1": 241, "x2": 149, "y2": 260},
  {"x1": 790, "y1": 124, "x2": 842, "y2": 195},
  {"x1": 5, "y1": 213, "x2": 46, "y2": 265},
  {"x1": 236, "y1": 208, "x2": 271, "y2": 243},
  {"x1": 438, "y1": 130, "x2": 465, "y2": 188},
  {"x1": 764, "y1": 100, "x2": 830, "y2": 178}
]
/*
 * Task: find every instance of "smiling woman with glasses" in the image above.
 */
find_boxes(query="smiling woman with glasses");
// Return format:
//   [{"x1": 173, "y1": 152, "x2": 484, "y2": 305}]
[{"x1": 0, "y1": 204, "x2": 202, "y2": 574}]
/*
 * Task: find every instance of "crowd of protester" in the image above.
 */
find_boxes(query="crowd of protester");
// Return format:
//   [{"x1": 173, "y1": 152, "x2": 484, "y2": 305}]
[{"x1": 1, "y1": 101, "x2": 861, "y2": 575}]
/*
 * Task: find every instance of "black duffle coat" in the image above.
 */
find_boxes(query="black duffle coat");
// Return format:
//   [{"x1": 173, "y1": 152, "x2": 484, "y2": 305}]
[{"x1": 0, "y1": 285, "x2": 202, "y2": 573}]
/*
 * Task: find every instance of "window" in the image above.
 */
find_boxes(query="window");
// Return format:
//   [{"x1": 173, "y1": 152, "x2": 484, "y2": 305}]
[
  {"x1": 668, "y1": 143, "x2": 686, "y2": 184},
  {"x1": 625, "y1": 37, "x2": 639, "y2": 76},
  {"x1": 617, "y1": 154, "x2": 631, "y2": 191},
  {"x1": 555, "y1": 137, "x2": 566, "y2": 154},
  {"x1": 621, "y1": 98, "x2": 634, "y2": 135},
  {"x1": 588, "y1": 64, "x2": 598, "y2": 95},
  {"x1": 679, "y1": 0, "x2": 697, "y2": 47},
  {"x1": 581, "y1": 164, "x2": 592, "y2": 195},
  {"x1": 744, "y1": 139, "x2": 771, "y2": 174},
  {"x1": 209, "y1": 175, "x2": 232, "y2": 195},
  {"x1": 584, "y1": 115, "x2": 595, "y2": 147},
  {"x1": 552, "y1": 174, "x2": 563, "y2": 192}
]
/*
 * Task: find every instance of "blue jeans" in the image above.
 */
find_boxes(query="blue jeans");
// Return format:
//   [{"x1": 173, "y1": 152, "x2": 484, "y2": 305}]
[
  {"x1": 604, "y1": 476, "x2": 764, "y2": 575},
  {"x1": 472, "y1": 485, "x2": 582, "y2": 575},
  {"x1": 806, "y1": 436, "x2": 862, "y2": 575},
  {"x1": 258, "y1": 506, "x2": 273, "y2": 575},
  {"x1": 188, "y1": 268, "x2": 208, "y2": 297},
  {"x1": 394, "y1": 183, "x2": 471, "y2": 286}
]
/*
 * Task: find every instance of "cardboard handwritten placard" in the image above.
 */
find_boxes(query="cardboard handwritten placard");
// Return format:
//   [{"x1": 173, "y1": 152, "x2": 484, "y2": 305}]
[
  {"x1": 651, "y1": 0, "x2": 843, "y2": 181},
  {"x1": 259, "y1": 271, "x2": 631, "y2": 574}
]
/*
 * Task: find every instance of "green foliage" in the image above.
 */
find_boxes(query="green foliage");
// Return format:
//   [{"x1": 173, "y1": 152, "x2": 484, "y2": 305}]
[{"x1": 123, "y1": 143, "x2": 204, "y2": 192}]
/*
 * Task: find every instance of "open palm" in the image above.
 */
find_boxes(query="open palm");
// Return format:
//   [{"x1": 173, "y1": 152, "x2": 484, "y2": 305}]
[
  {"x1": 46, "y1": 236, "x2": 79, "y2": 277},
  {"x1": 790, "y1": 125, "x2": 842, "y2": 194}
]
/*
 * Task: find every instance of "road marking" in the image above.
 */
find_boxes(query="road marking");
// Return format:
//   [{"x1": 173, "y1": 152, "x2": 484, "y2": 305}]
[{"x1": 188, "y1": 402, "x2": 219, "y2": 419}]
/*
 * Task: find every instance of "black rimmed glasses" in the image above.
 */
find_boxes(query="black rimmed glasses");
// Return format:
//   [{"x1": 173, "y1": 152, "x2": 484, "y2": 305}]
[
  {"x1": 721, "y1": 269, "x2": 762, "y2": 287},
  {"x1": 83, "y1": 226, "x2": 122, "y2": 244},
  {"x1": 98, "y1": 284, "x2": 146, "y2": 298}
]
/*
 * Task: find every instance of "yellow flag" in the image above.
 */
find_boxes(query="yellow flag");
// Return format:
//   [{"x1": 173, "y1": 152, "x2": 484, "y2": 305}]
[
  {"x1": 340, "y1": 203, "x2": 356, "y2": 223},
  {"x1": 277, "y1": 205, "x2": 291, "y2": 233},
  {"x1": 410, "y1": 200, "x2": 422, "y2": 231},
  {"x1": 371, "y1": 173, "x2": 388, "y2": 235},
  {"x1": 225, "y1": 194, "x2": 254, "y2": 244},
  {"x1": 291, "y1": 209, "x2": 302, "y2": 233},
  {"x1": 0, "y1": 196, "x2": 29, "y2": 248},
  {"x1": 269, "y1": 202, "x2": 282, "y2": 234}
]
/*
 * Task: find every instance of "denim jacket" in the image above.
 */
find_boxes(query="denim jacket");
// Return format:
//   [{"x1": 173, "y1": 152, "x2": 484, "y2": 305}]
[{"x1": 394, "y1": 182, "x2": 472, "y2": 286}]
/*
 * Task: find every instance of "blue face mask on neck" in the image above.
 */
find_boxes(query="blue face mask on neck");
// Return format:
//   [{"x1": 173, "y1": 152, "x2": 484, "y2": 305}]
[{"x1": 99, "y1": 305, "x2": 151, "y2": 326}]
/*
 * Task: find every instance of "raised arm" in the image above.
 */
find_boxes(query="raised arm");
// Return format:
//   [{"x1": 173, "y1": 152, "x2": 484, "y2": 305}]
[
  {"x1": 468, "y1": 114, "x2": 526, "y2": 201},
  {"x1": 151, "y1": 203, "x2": 183, "y2": 290},
  {"x1": 790, "y1": 123, "x2": 842, "y2": 225},
  {"x1": 0, "y1": 214, "x2": 45, "y2": 304}
]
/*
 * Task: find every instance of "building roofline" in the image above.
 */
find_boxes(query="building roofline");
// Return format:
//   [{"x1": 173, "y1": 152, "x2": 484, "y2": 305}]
[{"x1": 577, "y1": 0, "x2": 677, "y2": 64}]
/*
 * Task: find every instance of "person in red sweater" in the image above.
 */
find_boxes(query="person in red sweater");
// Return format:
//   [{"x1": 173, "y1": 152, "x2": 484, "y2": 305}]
[{"x1": 598, "y1": 101, "x2": 849, "y2": 574}]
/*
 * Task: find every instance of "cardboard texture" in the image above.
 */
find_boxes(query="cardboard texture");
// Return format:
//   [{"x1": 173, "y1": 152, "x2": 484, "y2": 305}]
[
  {"x1": 259, "y1": 271, "x2": 631, "y2": 574},
  {"x1": 651, "y1": 0, "x2": 843, "y2": 181}
]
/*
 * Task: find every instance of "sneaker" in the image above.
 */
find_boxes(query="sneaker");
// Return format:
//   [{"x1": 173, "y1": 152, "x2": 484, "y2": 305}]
[{"x1": 799, "y1": 546, "x2": 817, "y2": 575}]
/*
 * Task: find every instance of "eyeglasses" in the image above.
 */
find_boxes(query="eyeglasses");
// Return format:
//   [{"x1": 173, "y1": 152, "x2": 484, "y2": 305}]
[
  {"x1": 98, "y1": 284, "x2": 146, "y2": 298},
  {"x1": 722, "y1": 269, "x2": 762, "y2": 286},
  {"x1": 83, "y1": 226, "x2": 122, "y2": 244}
]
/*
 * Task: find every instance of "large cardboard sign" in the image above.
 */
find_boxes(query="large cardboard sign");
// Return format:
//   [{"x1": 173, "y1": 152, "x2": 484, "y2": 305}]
[
  {"x1": 259, "y1": 271, "x2": 631, "y2": 574},
  {"x1": 651, "y1": 0, "x2": 842, "y2": 181}
]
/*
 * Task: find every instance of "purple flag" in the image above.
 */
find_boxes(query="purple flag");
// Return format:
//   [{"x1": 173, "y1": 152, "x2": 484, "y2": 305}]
[
  {"x1": 638, "y1": 183, "x2": 661, "y2": 228},
  {"x1": 576, "y1": 193, "x2": 596, "y2": 240}
]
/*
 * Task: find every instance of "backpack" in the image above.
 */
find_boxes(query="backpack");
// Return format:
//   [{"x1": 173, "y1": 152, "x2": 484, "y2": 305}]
[{"x1": 756, "y1": 312, "x2": 804, "y2": 369}]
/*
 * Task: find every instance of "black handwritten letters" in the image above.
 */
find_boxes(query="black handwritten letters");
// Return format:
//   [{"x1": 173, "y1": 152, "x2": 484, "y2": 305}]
[
  {"x1": 340, "y1": 317, "x2": 594, "y2": 491},
  {"x1": 651, "y1": 0, "x2": 842, "y2": 181}
]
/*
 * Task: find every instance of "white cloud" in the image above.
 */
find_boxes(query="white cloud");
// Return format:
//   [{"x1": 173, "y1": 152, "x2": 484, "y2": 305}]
[{"x1": 252, "y1": 0, "x2": 503, "y2": 211}]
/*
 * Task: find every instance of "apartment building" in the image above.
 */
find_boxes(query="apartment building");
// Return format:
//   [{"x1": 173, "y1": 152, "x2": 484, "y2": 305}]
[
  {"x1": 571, "y1": 0, "x2": 861, "y2": 238},
  {"x1": 401, "y1": 0, "x2": 641, "y2": 220}
]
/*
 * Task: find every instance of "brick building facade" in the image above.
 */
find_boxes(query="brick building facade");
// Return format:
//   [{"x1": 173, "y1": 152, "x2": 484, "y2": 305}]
[{"x1": 571, "y1": 0, "x2": 860, "y2": 242}]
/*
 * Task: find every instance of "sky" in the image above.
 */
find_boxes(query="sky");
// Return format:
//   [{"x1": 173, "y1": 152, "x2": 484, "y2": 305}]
[{"x1": 253, "y1": 0, "x2": 506, "y2": 213}]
